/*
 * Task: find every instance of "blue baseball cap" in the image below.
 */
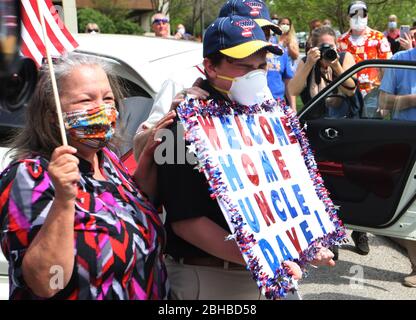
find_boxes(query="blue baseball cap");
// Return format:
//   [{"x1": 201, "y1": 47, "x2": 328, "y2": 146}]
[
  {"x1": 219, "y1": 0, "x2": 282, "y2": 35},
  {"x1": 203, "y1": 15, "x2": 283, "y2": 59}
]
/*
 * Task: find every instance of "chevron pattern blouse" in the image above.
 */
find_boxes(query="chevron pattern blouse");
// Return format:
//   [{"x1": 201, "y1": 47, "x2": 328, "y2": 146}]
[{"x1": 0, "y1": 148, "x2": 168, "y2": 300}]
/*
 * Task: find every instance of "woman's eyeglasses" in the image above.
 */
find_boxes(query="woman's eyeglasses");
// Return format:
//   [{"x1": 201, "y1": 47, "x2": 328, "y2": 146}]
[{"x1": 87, "y1": 28, "x2": 100, "y2": 33}]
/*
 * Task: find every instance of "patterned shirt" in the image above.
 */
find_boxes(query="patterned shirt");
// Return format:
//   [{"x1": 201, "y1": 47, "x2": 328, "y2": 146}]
[
  {"x1": 0, "y1": 148, "x2": 168, "y2": 300},
  {"x1": 337, "y1": 28, "x2": 392, "y2": 96}
]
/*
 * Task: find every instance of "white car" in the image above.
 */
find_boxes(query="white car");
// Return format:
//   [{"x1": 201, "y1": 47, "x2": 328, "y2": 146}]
[{"x1": 0, "y1": 33, "x2": 204, "y2": 299}]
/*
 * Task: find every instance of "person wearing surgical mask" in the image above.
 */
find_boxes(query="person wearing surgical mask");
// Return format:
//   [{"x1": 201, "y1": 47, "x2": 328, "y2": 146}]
[
  {"x1": 384, "y1": 14, "x2": 401, "y2": 54},
  {"x1": 338, "y1": 1, "x2": 392, "y2": 98},
  {"x1": 278, "y1": 17, "x2": 300, "y2": 62},
  {"x1": 0, "y1": 53, "x2": 172, "y2": 299},
  {"x1": 174, "y1": 23, "x2": 193, "y2": 40},
  {"x1": 155, "y1": 15, "x2": 335, "y2": 301},
  {"x1": 337, "y1": 1, "x2": 391, "y2": 258}
]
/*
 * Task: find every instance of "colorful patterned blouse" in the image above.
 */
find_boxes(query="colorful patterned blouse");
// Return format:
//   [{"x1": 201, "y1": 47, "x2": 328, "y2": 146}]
[
  {"x1": 0, "y1": 148, "x2": 168, "y2": 300},
  {"x1": 337, "y1": 28, "x2": 392, "y2": 96}
]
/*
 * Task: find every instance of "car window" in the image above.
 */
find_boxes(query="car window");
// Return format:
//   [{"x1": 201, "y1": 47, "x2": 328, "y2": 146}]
[{"x1": 305, "y1": 65, "x2": 416, "y2": 122}]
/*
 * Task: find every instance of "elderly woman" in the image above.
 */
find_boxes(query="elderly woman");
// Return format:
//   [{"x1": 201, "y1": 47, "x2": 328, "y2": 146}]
[{"x1": 0, "y1": 53, "x2": 175, "y2": 299}]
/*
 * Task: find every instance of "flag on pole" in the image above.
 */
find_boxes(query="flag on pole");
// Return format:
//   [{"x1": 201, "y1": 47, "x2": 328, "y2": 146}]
[{"x1": 20, "y1": 0, "x2": 78, "y2": 67}]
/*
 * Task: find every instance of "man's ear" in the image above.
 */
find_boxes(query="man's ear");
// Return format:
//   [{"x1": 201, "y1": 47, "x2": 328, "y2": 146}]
[{"x1": 203, "y1": 58, "x2": 217, "y2": 80}]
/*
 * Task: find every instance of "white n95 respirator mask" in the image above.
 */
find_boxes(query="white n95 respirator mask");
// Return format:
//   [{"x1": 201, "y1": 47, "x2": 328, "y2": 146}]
[{"x1": 216, "y1": 69, "x2": 274, "y2": 106}]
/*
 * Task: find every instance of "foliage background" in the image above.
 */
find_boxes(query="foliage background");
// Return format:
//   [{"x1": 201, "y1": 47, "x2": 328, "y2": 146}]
[
  {"x1": 168, "y1": 0, "x2": 416, "y2": 35},
  {"x1": 77, "y1": 0, "x2": 416, "y2": 35}
]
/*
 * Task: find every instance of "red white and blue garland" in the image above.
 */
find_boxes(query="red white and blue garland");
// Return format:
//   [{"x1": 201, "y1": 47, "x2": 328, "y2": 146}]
[{"x1": 177, "y1": 98, "x2": 347, "y2": 299}]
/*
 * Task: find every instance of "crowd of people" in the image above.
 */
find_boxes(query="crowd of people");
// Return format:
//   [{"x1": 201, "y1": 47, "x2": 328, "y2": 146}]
[{"x1": 0, "y1": 0, "x2": 415, "y2": 300}]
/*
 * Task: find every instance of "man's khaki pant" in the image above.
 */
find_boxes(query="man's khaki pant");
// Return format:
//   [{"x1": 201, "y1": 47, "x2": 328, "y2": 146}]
[
  {"x1": 165, "y1": 256, "x2": 301, "y2": 300},
  {"x1": 392, "y1": 238, "x2": 416, "y2": 271}
]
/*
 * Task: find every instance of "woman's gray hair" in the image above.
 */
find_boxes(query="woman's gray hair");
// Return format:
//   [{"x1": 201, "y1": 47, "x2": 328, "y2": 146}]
[
  {"x1": 311, "y1": 26, "x2": 337, "y2": 47},
  {"x1": 8, "y1": 52, "x2": 126, "y2": 161}
]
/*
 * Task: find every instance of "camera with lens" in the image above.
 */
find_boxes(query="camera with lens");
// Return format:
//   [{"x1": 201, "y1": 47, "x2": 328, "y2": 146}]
[
  {"x1": 319, "y1": 43, "x2": 338, "y2": 62},
  {"x1": 1, "y1": 0, "x2": 37, "y2": 112}
]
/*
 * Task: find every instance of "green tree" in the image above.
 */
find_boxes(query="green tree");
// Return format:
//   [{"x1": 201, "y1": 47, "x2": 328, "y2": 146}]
[
  {"x1": 113, "y1": 19, "x2": 144, "y2": 35},
  {"x1": 77, "y1": 8, "x2": 116, "y2": 33}
]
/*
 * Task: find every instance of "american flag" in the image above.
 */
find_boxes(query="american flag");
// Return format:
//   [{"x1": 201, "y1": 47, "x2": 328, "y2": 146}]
[{"x1": 20, "y1": 0, "x2": 78, "y2": 67}]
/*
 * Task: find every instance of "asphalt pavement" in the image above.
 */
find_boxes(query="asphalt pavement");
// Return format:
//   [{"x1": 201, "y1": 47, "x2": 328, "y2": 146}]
[{"x1": 298, "y1": 230, "x2": 416, "y2": 300}]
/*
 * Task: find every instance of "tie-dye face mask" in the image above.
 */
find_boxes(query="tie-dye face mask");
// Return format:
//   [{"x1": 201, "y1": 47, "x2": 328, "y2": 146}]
[{"x1": 63, "y1": 103, "x2": 118, "y2": 149}]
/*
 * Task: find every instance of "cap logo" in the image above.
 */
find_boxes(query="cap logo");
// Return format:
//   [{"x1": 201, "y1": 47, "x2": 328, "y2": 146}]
[
  {"x1": 234, "y1": 19, "x2": 256, "y2": 37},
  {"x1": 244, "y1": 1, "x2": 263, "y2": 17}
]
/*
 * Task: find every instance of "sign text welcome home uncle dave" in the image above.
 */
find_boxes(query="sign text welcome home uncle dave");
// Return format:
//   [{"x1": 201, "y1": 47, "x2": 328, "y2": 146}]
[{"x1": 178, "y1": 99, "x2": 344, "y2": 298}]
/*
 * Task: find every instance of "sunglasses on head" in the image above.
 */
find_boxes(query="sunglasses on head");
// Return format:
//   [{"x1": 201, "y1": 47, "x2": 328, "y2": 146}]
[
  {"x1": 153, "y1": 18, "x2": 169, "y2": 25},
  {"x1": 87, "y1": 28, "x2": 99, "y2": 33},
  {"x1": 349, "y1": 10, "x2": 368, "y2": 18}
]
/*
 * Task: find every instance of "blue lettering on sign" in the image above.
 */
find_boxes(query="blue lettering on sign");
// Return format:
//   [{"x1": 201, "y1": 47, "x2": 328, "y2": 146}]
[
  {"x1": 218, "y1": 154, "x2": 244, "y2": 192},
  {"x1": 280, "y1": 187, "x2": 298, "y2": 219},
  {"x1": 270, "y1": 190, "x2": 287, "y2": 221},
  {"x1": 259, "y1": 238, "x2": 280, "y2": 273},
  {"x1": 276, "y1": 234, "x2": 293, "y2": 261},
  {"x1": 269, "y1": 117, "x2": 289, "y2": 147},
  {"x1": 220, "y1": 116, "x2": 241, "y2": 150},
  {"x1": 238, "y1": 198, "x2": 260, "y2": 233},
  {"x1": 314, "y1": 210, "x2": 327, "y2": 235},
  {"x1": 260, "y1": 151, "x2": 278, "y2": 183},
  {"x1": 246, "y1": 115, "x2": 263, "y2": 145},
  {"x1": 292, "y1": 184, "x2": 310, "y2": 215},
  {"x1": 300, "y1": 220, "x2": 314, "y2": 245}
]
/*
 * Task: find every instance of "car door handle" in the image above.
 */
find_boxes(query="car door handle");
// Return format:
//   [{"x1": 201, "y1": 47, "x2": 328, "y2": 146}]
[{"x1": 323, "y1": 128, "x2": 340, "y2": 140}]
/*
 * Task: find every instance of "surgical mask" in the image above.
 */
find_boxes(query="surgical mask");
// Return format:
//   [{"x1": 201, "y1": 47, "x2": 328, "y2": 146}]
[
  {"x1": 216, "y1": 70, "x2": 274, "y2": 106},
  {"x1": 388, "y1": 21, "x2": 397, "y2": 29},
  {"x1": 350, "y1": 15, "x2": 368, "y2": 32},
  {"x1": 177, "y1": 27, "x2": 185, "y2": 35},
  {"x1": 280, "y1": 24, "x2": 290, "y2": 34},
  {"x1": 63, "y1": 103, "x2": 118, "y2": 149}
]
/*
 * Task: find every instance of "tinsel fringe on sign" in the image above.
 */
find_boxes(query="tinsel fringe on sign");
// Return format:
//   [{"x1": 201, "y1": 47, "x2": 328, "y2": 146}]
[{"x1": 177, "y1": 98, "x2": 347, "y2": 300}]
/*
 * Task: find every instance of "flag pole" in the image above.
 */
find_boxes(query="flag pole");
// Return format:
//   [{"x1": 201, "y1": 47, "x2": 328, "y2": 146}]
[{"x1": 37, "y1": 0, "x2": 68, "y2": 146}]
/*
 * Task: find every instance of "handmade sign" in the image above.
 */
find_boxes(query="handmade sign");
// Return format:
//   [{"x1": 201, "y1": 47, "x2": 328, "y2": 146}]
[{"x1": 177, "y1": 99, "x2": 346, "y2": 299}]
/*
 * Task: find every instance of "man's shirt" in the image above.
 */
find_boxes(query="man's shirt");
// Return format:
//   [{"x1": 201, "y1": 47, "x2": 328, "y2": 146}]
[
  {"x1": 338, "y1": 27, "x2": 392, "y2": 96},
  {"x1": 380, "y1": 48, "x2": 416, "y2": 120}
]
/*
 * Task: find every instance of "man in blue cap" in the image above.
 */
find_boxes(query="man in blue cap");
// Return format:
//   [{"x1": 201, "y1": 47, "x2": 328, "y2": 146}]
[
  {"x1": 133, "y1": 1, "x2": 285, "y2": 156},
  {"x1": 219, "y1": 0, "x2": 296, "y2": 111},
  {"x1": 218, "y1": 0, "x2": 282, "y2": 35},
  {"x1": 155, "y1": 15, "x2": 335, "y2": 300}
]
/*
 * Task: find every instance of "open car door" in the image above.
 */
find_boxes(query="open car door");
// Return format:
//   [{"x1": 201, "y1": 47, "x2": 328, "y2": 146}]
[{"x1": 298, "y1": 59, "x2": 416, "y2": 241}]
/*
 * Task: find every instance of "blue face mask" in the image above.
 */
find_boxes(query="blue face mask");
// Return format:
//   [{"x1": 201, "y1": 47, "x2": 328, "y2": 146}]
[{"x1": 388, "y1": 21, "x2": 397, "y2": 29}]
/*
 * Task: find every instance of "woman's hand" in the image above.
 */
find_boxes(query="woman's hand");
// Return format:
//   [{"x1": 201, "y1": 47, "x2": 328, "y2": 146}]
[
  {"x1": 283, "y1": 261, "x2": 303, "y2": 280},
  {"x1": 305, "y1": 47, "x2": 321, "y2": 66},
  {"x1": 170, "y1": 78, "x2": 209, "y2": 111},
  {"x1": 48, "y1": 146, "x2": 80, "y2": 202},
  {"x1": 134, "y1": 110, "x2": 177, "y2": 199}
]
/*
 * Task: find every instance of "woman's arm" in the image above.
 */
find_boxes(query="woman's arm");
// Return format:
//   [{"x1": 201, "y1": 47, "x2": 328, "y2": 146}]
[
  {"x1": 133, "y1": 111, "x2": 176, "y2": 199},
  {"x1": 284, "y1": 78, "x2": 297, "y2": 112},
  {"x1": 333, "y1": 52, "x2": 357, "y2": 96},
  {"x1": 287, "y1": 39, "x2": 300, "y2": 61},
  {"x1": 22, "y1": 146, "x2": 80, "y2": 298},
  {"x1": 287, "y1": 47, "x2": 320, "y2": 97}
]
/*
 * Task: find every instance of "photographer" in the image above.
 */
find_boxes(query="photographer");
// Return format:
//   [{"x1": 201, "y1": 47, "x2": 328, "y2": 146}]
[{"x1": 288, "y1": 26, "x2": 357, "y2": 116}]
